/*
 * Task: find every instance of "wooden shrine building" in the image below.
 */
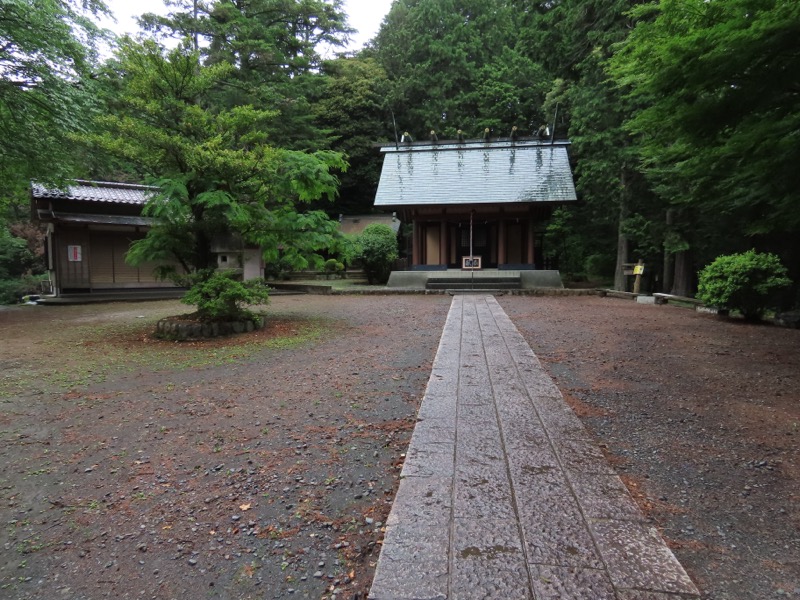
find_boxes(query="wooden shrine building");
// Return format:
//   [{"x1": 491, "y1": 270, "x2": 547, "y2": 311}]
[
  {"x1": 31, "y1": 180, "x2": 266, "y2": 296},
  {"x1": 373, "y1": 138, "x2": 577, "y2": 270}
]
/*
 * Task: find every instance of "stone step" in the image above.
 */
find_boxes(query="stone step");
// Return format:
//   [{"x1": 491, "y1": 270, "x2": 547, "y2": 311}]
[{"x1": 426, "y1": 281, "x2": 522, "y2": 290}]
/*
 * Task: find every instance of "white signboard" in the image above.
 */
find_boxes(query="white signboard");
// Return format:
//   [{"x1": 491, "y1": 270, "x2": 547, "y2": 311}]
[{"x1": 67, "y1": 245, "x2": 82, "y2": 262}]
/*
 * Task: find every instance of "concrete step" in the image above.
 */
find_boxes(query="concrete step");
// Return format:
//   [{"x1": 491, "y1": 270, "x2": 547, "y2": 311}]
[
  {"x1": 426, "y1": 281, "x2": 522, "y2": 290},
  {"x1": 426, "y1": 276, "x2": 521, "y2": 291}
]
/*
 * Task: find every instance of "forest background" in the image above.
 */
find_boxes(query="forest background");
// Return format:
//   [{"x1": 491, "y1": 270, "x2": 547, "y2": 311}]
[{"x1": 1, "y1": 0, "x2": 798, "y2": 303}]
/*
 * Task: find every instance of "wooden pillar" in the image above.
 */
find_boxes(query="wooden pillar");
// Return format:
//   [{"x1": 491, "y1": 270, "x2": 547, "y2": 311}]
[
  {"x1": 440, "y1": 219, "x2": 448, "y2": 266},
  {"x1": 527, "y1": 218, "x2": 536, "y2": 266},
  {"x1": 412, "y1": 219, "x2": 421, "y2": 267},
  {"x1": 498, "y1": 218, "x2": 507, "y2": 266}
]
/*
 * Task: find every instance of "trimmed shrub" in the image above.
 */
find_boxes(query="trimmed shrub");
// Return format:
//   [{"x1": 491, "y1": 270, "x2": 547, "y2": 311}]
[
  {"x1": 697, "y1": 250, "x2": 792, "y2": 321},
  {"x1": 181, "y1": 270, "x2": 270, "y2": 321},
  {"x1": 323, "y1": 258, "x2": 344, "y2": 279},
  {"x1": 357, "y1": 224, "x2": 398, "y2": 285}
]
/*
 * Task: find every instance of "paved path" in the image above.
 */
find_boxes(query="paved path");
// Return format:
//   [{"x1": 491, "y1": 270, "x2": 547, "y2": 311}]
[{"x1": 369, "y1": 295, "x2": 700, "y2": 600}]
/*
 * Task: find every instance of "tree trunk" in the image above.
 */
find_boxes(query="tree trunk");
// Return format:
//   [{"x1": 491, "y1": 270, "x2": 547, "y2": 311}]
[
  {"x1": 671, "y1": 249, "x2": 692, "y2": 297},
  {"x1": 613, "y1": 169, "x2": 630, "y2": 291},
  {"x1": 662, "y1": 208, "x2": 674, "y2": 294}
]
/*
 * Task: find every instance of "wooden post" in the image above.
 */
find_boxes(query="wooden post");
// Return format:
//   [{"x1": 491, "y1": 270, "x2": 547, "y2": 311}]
[
  {"x1": 498, "y1": 218, "x2": 507, "y2": 266},
  {"x1": 633, "y1": 259, "x2": 645, "y2": 294}
]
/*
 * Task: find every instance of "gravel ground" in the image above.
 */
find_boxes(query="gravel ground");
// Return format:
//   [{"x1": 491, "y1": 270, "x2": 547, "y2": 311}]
[
  {"x1": 501, "y1": 295, "x2": 800, "y2": 600},
  {"x1": 0, "y1": 293, "x2": 798, "y2": 600}
]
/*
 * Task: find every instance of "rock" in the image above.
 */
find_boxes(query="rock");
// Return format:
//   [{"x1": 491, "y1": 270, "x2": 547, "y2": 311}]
[
  {"x1": 313, "y1": 571, "x2": 324, "y2": 578},
  {"x1": 775, "y1": 310, "x2": 800, "y2": 329}
]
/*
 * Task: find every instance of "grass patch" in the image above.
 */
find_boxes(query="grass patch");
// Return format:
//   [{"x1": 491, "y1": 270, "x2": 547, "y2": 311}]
[{"x1": 0, "y1": 311, "x2": 333, "y2": 398}]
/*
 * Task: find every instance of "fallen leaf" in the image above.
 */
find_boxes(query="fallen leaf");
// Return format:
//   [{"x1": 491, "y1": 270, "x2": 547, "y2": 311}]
[{"x1": 239, "y1": 503, "x2": 251, "y2": 511}]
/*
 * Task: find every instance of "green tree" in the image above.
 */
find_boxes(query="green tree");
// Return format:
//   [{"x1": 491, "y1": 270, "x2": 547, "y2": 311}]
[
  {"x1": 181, "y1": 269, "x2": 271, "y2": 321},
  {"x1": 697, "y1": 250, "x2": 792, "y2": 321},
  {"x1": 0, "y1": 0, "x2": 108, "y2": 192},
  {"x1": 312, "y1": 57, "x2": 392, "y2": 214},
  {"x1": 84, "y1": 40, "x2": 347, "y2": 281},
  {"x1": 515, "y1": 0, "x2": 654, "y2": 290},
  {"x1": 374, "y1": 0, "x2": 543, "y2": 137},
  {"x1": 0, "y1": 0, "x2": 110, "y2": 300},
  {"x1": 608, "y1": 1, "x2": 800, "y2": 239},
  {"x1": 139, "y1": 0, "x2": 353, "y2": 149},
  {"x1": 357, "y1": 223, "x2": 397, "y2": 284}
]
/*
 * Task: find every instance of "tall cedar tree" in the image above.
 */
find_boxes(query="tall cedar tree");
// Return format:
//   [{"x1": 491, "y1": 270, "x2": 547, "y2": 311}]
[
  {"x1": 84, "y1": 40, "x2": 347, "y2": 277},
  {"x1": 609, "y1": 0, "x2": 800, "y2": 255},
  {"x1": 138, "y1": 0, "x2": 353, "y2": 149}
]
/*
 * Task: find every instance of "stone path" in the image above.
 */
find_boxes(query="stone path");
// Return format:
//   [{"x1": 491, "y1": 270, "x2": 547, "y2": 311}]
[{"x1": 369, "y1": 295, "x2": 700, "y2": 600}]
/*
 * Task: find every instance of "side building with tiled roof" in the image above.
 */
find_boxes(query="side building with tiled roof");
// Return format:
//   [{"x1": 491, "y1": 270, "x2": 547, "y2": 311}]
[
  {"x1": 373, "y1": 138, "x2": 577, "y2": 270},
  {"x1": 31, "y1": 180, "x2": 171, "y2": 294},
  {"x1": 32, "y1": 180, "x2": 266, "y2": 295},
  {"x1": 31, "y1": 180, "x2": 262, "y2": 295}
]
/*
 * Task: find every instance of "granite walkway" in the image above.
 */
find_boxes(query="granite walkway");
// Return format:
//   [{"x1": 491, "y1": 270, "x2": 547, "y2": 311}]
[{"x1": 369, "y1": 295, "x2": 700, "y2": 600}]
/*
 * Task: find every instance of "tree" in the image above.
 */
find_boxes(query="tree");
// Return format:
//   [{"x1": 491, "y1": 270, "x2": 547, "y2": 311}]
[
  {"x1": 0, "y1": 0, "x2": 110, "y2": 301},
  {"x1": 140, "y1": 0, "x2": 351, "y2": 77},
  {"x1": 0, "y1": 0, "x2": 108, "y2": 192},
  {"x1": 312, "y1": 56, "x2": 392, "y2": 214},
  {"x1": 373, "y1": 0, "x2": 544, "y2": 138},
  {"x1": 84, "y1": 40, "x2": 347, "y2": 283},
  {"x1": 608, "y1": 1, "x2": 800, "y2": 239},
  {"x1": 357, "y1": 223, "x2": 398, "y2": 284},
  {"x1": 515, "y1": 0, "x2": 653, "y2": 289},
  {"x1": 139, "y1": 0, "x2": 353, "y2": 149},
  {"x1": 697, "y1": 250, "x2": 792, "y2": 321}
]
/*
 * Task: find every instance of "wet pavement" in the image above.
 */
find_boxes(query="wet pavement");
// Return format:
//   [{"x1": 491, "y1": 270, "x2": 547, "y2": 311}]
[{"x1": 369, "y1": 294, "x2": 700, "y2": 600}]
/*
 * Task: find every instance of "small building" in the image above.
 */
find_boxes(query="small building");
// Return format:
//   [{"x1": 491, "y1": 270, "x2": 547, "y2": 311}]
[
  {"x1": 31, "y1": 180, "x2": 267, "y2": 296},
  {"x1": 373, "y1": 138, "x2": 577, "y2": 271},
  {"x1": 31, "y1": 180, "x2": 177, "y2": 295}
]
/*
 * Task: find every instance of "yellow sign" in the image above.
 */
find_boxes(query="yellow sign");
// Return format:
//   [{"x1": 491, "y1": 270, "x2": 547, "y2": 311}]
[{"x1": 633, "y1": 265, "x2": 645, "y2": 275}]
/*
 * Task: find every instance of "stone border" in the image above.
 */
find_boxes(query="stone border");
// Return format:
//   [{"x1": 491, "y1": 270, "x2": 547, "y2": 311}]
[{"x1": 155, "y1": 316, "x2": 264, "y2": 340}]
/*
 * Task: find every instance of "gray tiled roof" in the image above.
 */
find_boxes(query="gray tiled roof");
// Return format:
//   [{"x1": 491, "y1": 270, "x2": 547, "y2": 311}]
[
  {"x1": 31, "y1": 180, "x2": 158, "y2": 205},
  {"x1": 374, "y1": 141, "x2": 577, "y2": 207}
]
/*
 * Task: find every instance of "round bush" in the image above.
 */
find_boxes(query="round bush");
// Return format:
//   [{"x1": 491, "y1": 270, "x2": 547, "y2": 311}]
[
  {"x1": 696, "y1": 250, "x2": 791, "y2": 321},
  {"x1": 181, "y1": 270, "x2": 271, "y2": 321},
  {"x1": 357, "y1": 224, "x2": 398, "y2": 285}
]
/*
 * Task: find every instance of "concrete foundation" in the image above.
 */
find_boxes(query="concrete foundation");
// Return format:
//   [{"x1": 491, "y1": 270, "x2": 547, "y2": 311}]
[{"x1": 386, "y1": 269, "x2": 564, "y2": 290}]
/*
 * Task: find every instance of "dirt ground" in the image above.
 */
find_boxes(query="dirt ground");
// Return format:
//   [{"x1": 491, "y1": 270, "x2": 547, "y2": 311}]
[{"x1": 0, "y1": 294, "x2": 798, "y2": 600}]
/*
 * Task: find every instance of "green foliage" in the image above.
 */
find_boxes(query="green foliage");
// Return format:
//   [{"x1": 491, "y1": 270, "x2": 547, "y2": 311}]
[
  {"x1": 324, "y1": 258, "x2": 344, "y2": 273},
  {"x1": 140, "y1": 0, "x2": 351, "y2": 78},
  {"x1": 0, "y1": 226, "x2": 46, "y2": 303},
  {"x1": 264, "y1": 256, "x2": 294, "y2": 281},
  {"x1": 139, "y1": 0, "x2": 352, "y2": 150},
  {"x1": 0, "y1": 228, "x2": 36, "y2": 281},
  {"x1": 0, "y1": 274, "x2": 48, "y2": 305},
  {"x1": 374, "y1": 0, "x2": 545, "y2": 137},
  {"x1": 697, "y1": 250, "x2": 792, "y2": 322},
  {"x1": 356, "y1": 224, "x2": 398, "y2": 285},
  {"x1": 181, "y1": 270, "x2": 270, "y2": 321},
  {"x1": 584, "y1": 253, "x2": 616, "y2": 282},
  {"x1": 84, "y1": 40, "x2": 347, "y2": 276},
  {"x1": 312, "y1": 57, "x2": 392, "y2": 214},
  {"x1": 0, "y1": 0, "x2": 108, "y2": 194},
  {"x1": 608, "y1": 0, "x2": 800, "y2": 235}
]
